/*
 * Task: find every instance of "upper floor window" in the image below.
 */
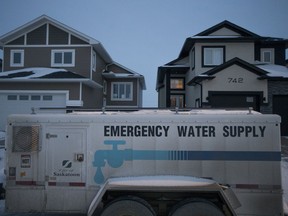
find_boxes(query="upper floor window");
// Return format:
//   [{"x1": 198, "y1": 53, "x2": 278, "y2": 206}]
[
  {"x1": 202, "y1": 46, "x2": 225, "y2": 67},
  {"x1": 92, "y1": 51, "x2": 97, "y2": 71},
  {"x1": 51, "y1": 49, "x2": 75, "y2": 67},
  {"x1": 261, "y1": 48, "x2": 274, "y2": 64},
  {"x1": 111, "y1": 82, "x2": 133, "y2": 101},
  {"x1": 190, "y1": 48, "x2": 195, "y2": 70},
  {"x1": 170, "y1": 78, "x2": 185, "y2": 90},
  {"x1": 10, "y1": 50, "x2": 24, "y2": 67}
]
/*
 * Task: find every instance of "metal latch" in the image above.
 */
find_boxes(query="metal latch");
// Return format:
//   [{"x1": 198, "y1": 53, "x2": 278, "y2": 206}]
[{"x1": 75, "y1": 153, "x2": 84, "y2": 162}]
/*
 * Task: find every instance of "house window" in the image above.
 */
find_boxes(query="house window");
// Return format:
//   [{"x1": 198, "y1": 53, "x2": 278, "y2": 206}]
[
  {"x1": 170, "y1": 78, "x2": 185, "y2": 90},
  {"x1": 10, "y1": 50, "x2": 24, "y2": 67},
  {"x1": 51, "y1": 50, "x2": 75, "y2": 67},
  {"x1": 19, "y1": 95, "x2": 29, "y2": 100},
  {"x1": 261, "y1": 48, "x2": 274, "y2": 64},
  {"x1": 31, "y1": 95, "x2": 41, "y2": 100},
  {"x1": 92, "y1": 51, "x2": 97, "y2": 71},
  {"x1": 7, "y1": 95, "x2": 17, "y2": 100},
  {"x1": 190, "y1": 47, "x2": 195, "y2": 70},
  {"x1": 170, "y1": 95, "x2": 184, "y2": 108},
  {"x1": 202, "y1": 46, "x2": 224, "y2": 66},
  {"x1": 43, "y1": 95, "x2": 53, "y2": 101},
  {"x1": 111, "y1": 82, "x2": 133, "y2": 100}
]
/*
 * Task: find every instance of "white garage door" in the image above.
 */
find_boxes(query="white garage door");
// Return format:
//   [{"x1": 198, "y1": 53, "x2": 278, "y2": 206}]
[{"x1": 0, "y1": 91, "x2": 67, "y2": 130}]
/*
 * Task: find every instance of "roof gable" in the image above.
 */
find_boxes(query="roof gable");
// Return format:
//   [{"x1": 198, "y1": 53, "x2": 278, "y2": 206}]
[
  {"x1": 0, "y1": 15, "x2": 113, "y2": 62},
  {"x1": 0, "y1": 15, "x2": 97, "y2": 45},
  {"x1": 203, "y1": 57, "x2": 267, "y2": 76},
  {"x1": 103, "y1": 61, "x2": 146, "y2": 90},
  {"x1": 187, "y1": 58, "x2": 268, "y2": 86},
  {"x1": 196, "y1": 20, "x2": 259, "y2": 37}
]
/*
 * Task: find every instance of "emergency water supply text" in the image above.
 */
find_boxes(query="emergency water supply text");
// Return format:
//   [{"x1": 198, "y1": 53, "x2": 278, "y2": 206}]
[{"x1": 104, "y1": 125, "x2": 266, "y2": 138}]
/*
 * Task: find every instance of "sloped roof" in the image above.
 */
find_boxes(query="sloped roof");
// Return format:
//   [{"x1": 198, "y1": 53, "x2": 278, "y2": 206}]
[
  {"x1": 103, "y1": 61, "x2": 146, "y2": 90},
  {"x1": 0, "y1": 15, "x2": 112, "y2": 63},
  {"x1": 256, "y1": 63, "x2": 288, "y2": 80},
  {"x1": 187, "y1": 58, "x2": 288, "y2": 85},
  {"x1": 196, "y1": 20, "x2": 260, "y2": 37},
  {"x1": 178, "y1": 20, "x2": 288, "y2": 58},
  {"x1": 0, "y1": 67, "x2": 101, "y2": 88},
  {"x1": 202, "y1": 57, "x2": 268, "y2": 76}
]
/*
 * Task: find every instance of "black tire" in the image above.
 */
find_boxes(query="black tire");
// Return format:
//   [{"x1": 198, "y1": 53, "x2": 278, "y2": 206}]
[
  {"x1": 169, "y1": 201, "x2": 225, "y2": 216},
  {"x1": 100, "y1": 196, "x2": 156, "y2": 216}
]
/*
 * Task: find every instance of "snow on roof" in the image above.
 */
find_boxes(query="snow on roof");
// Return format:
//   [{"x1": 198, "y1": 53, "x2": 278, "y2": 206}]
[
  {"x1": 72, "y1": 108, "x2": 259, "y2": 116},
  {"x1": 191, "y1": 35, "x2": 244, "y2": 39},
  {"x1": 256, "y1": 64, "x2": 288, "y2": 78},
  {"x1": 0, "y1": 67, "x2": 84, "y2": 79}
]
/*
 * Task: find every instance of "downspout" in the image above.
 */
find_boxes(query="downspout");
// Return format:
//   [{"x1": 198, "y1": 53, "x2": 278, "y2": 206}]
[{"x1": 194, "y1": 81, "x2": 202, "y2": 108}]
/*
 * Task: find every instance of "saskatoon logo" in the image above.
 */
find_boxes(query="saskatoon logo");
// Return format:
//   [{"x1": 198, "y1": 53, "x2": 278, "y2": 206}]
[{"x1": 62, "y1": 160, "x2": 72, "y2": 168}]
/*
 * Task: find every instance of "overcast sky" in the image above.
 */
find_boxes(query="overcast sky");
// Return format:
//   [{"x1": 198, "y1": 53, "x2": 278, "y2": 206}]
[{"x1": 1, "y1": 0, "x2": 288, "y2": 107}]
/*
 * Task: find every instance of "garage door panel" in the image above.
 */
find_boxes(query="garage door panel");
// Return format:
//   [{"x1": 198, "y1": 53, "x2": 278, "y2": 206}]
[
  {"x1": 210, "y1": 93, "x2": 260, "y2": 111},
  {"x1": 273, "y1": 95, "x2": 288, "y2": 136},
  {"x1": 0, "y1": 93, "x2": 66, "y2": 130}
]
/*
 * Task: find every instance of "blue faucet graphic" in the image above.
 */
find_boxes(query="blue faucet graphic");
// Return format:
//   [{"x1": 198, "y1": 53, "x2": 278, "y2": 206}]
[
  {"x1": 92, "y1": 140, "x2": 279, "y2": 184},
  {"x1": 93, "y1": 140, "x2": 192, "y2": 184}
]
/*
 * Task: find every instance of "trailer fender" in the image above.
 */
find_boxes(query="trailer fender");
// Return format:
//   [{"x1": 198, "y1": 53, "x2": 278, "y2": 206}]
[
  {"x1": 87, "y1": 175, "x2": 240, "y2": 216},
  {"x1": 88, "y1": 181, "x2": 109, "y2": 216}
]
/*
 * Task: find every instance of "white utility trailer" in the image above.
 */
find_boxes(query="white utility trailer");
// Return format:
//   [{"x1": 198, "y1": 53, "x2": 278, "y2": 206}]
[{"x1": 4, "y1": 109, "x2": 283, "y2": 215}]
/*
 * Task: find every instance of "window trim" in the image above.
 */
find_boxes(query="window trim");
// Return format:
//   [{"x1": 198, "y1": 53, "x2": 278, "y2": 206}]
[
  {"x1": 111, "y1": 82, "x2": 133, "y2": 101},
  {"x1": 10, "y1": 49, "x2": 24, "y2": 67},
  {"x1": 202, "y1": 46, "x2": 225, "y2": 67},
  {"x1": 51, "y1": 49, "x2": 75, "y2": 67},
  {"x1": 261, "y1": 48, "x2": 274, "y2": 64}
]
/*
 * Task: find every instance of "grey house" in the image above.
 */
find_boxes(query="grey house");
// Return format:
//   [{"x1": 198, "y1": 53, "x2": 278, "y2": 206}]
[
  {"x1": 156, "y1": 21, "x2": 288, "y2": 134},
  {"x1": 0, "y1": 15, "x2": 145, "y2": 130}
]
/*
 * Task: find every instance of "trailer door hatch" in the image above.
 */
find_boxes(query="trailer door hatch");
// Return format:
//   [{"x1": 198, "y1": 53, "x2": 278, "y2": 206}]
[{"x1": 46, "y1": 127, "x2": 86, "y2": 185}]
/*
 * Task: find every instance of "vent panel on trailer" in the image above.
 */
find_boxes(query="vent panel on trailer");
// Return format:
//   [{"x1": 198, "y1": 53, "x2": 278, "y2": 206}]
[{"x1": 12, "y1": 125, "x2": 41, "y2": 152}]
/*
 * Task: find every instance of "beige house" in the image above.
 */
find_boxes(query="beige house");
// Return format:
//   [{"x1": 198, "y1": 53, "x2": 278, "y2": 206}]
[
  {"x1": 0, "y1": 15, "x2": 145, "y2": 130},
  {"x1": 156, "y1": 20, "x2": 288, "y2": 135}
]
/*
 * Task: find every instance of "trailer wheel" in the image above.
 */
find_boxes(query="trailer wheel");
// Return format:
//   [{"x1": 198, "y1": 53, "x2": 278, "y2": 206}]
[
  {"x1": 169, "y1": 200, "x2": 225, "y2": 216},
  {"x1": 100, "y1": 196, "x2": 156, "y2": 216}
]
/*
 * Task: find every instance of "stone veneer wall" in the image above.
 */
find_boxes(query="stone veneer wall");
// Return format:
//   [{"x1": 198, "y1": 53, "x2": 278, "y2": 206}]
[{"x1": 260, "y1": 80, "x2": 288, "y2": 114}]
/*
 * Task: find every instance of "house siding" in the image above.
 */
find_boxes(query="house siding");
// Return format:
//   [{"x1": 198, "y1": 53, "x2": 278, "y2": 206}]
[
  {"x1": 0, "y1": 15, "x2": 145, "y2": 115},
  {"x1": 3, "y1": 46, "x2": 92, "y2": 77},
  {"x1": 82, "y1": 84, "x2": 103, "y2": 109},
  {"x1": 193, "y1": 42, "x2": 255, "y2": 76}
]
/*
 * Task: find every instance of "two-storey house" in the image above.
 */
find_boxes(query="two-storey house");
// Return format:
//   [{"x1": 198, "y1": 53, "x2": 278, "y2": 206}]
[
  {"x1": 0, "y1": 15, "x2": 145, "y2": 130},
  {"x1": 156, "y1": 20, "x2": 288, "y2": 134}
]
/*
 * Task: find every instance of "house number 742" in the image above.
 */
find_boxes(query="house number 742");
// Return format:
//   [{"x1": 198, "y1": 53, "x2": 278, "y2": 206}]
[{"x1": 228, "y1": 78, "x2": 243, "y2": 83}]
